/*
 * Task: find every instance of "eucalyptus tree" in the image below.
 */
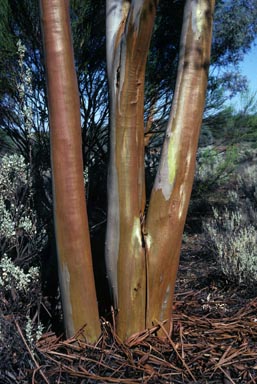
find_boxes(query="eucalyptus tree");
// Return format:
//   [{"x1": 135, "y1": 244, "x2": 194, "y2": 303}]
[
  {"x1": 40, "y1": 0, "x2": 215, "y2": 342},
  {"x1": 40, "y1": 0, "x2": 101, "y2": 342},
  {"x1": 106, "y1": 0, "x2": 215, "y2": 340}
]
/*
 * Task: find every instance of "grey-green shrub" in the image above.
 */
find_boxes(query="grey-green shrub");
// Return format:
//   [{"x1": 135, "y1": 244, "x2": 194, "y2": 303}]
[
  {"x1": 238, "y1": 164, "x2": 257, "y2": 204},
  {"x1": 0, "y1": 254, "x2": 39, "y2": 292},
  {"x1": 204, "y1": 197, "x2": 257, "y2": 285},
  {"x1": 0, "y1": 153, "x2": 47, "y2": 312},
  {"x1": 0, "y1": 40, "x2": 46, "y2": 369},
  {"x1": 0, "y1": 153, "x2": 47, "y2": 265}
]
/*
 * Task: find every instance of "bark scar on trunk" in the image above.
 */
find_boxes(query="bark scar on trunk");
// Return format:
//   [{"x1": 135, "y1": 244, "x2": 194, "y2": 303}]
[{"x1": 140, "y1": 212, "x2": 147, "y2": 249}]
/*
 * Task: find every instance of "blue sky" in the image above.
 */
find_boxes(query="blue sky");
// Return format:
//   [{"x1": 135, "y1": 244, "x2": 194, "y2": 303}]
[
  {"x1": 240, "y1": 42, "x2": 257, "y2": 90},
  {"x1": 231, "y1": 41, "x2": 257, "y2": 110}
]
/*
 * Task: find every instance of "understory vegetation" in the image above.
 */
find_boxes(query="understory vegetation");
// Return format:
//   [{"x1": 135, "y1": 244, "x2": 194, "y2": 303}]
[{"x1": 203, "y1": 166, "x2": 257, "y2": 285}]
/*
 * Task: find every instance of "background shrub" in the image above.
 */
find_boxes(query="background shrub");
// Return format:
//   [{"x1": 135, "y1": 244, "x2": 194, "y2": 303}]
[
  {"x1": 0, "y1": 153, "x2": 47, "y2": 377},
  {"x1": 204, "y1": 204, "x2": 257, "y2": 285},
  {"x1": 194, "y1": 145, "x2": 238, "y2": 194},
  {"x1": 0, "y1": 153, "x2": 47, "y2": 266},
  {"x1": 203, "y1": 162, "x2": 257, "y2": 286}
]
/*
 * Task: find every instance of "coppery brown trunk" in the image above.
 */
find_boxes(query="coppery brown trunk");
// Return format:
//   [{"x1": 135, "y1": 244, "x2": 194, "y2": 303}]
[
  {"x1": 40, "y1": 0, "x2": 100, "y2": 342},
  {"x1": 106, "y1": 0, "x2": 215, "y2": 340},
  {"x1": 145, "y1": 0, "x2": 216, "y2": 334},
  {"x1": 40, "y1": 0, "x2": 215, "y2": 343}
]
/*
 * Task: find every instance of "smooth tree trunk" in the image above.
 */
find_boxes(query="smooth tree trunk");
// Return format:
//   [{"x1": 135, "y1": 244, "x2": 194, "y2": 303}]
[
  {"x1": 106, "y1": 0, "x2": 158, "y2": 340},
  {"x1": 106, "y1": 0, "x2": 215, "y2": 340},
  {"x1": 40, "y1": 0, "x2": 100, "y2": 342},
  {"x1": 40, "y1": 0, "x2": 215, "y2": 343},
  {"x1": 145, "y1": 0, "x2": 216, "y2": 334}
]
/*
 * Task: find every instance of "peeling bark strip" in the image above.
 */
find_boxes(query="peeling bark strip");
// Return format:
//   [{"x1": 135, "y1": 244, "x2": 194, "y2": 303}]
[
  {"x1": 40, "y1": 0, "x2": 100, "y2": 342},
  {"x1": 145, "y1": 0, "x2": 215, "y2": 334},
  {"x1": 106, "y1": 0, "x2": 158, "y2": 340}
]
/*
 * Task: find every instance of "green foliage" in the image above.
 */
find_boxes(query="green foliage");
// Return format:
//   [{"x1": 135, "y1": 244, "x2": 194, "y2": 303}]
[
  {"x1": 194, "y1": 145, "x2": 238, "y2": 195},
  {"x1": 202, "y1": 88, "x2": 257, "y2": 149},
  {"x1": 0, "y1": 0, "x2": 17, "y2": 99},
  {"x1": 0, "y1": 128, "x2": 15, "y2": 155},
  {"x1": 232, "y1": 90, "x2": 257, "y2": 145},
  {"x1": 198, "y1": 124, "x2": 214, "y2": 147},
  {"x1": 2, "y1": 0, "x2": 256, "y2": 146},
  {"x1": 212, "y1": 0, "x2": 257, "y2": 66},
  {"x1": 1, "y1": 0, "x2": 49, "y2": 161},
  {"x1": 203, "y1": 107, "x2": 236, "y2": 140},
  {"x1": 71, "y1": 0, "x2": 105, "y2": 72},
  {"x1": 208, "y1": 0, "x2": 257, "y2": 104}
]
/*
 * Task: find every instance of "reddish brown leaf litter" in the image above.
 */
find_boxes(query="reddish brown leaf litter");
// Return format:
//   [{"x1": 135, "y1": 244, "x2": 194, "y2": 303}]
[
  {"x1": 7, "y1": 291, "x2": 255, "y2": 384},
  {"x1": 1, "y1": 235, "x2": 256, "y2": 383}
]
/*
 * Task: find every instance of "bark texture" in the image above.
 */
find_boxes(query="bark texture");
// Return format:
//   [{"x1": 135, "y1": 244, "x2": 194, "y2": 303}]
[
  {"x1": 106, "y1": 0, "x2": 158, "y2": 340},
  {"x1": 40, "y1": 0, "x2": 215, "y2": 343},
  {"x1": 145, "y1": 0, "x2": 216, "y2": 334},
  {"x1": 106, "y1": 0, "x2": 215, "y2": 340},
  {"x1": 40, "y1": 0, "x2": 100, "y2": 342}
]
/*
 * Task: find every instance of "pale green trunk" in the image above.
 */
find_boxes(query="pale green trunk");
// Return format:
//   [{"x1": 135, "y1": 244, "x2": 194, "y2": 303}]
[{"x1": 106, "y1": 0, "x2": 158, "y2": 340}]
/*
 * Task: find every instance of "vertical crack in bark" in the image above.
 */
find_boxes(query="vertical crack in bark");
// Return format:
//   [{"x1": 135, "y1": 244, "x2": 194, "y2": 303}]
[
  {"x1": 140, "y1": 211, "x2": 148, "y2": 328},
  {"x1": 106, "y1": 0, "x2": 158, "y2": 339},
  {"x1": 144, "y1": 244, "x2": 148, "y2": 329}
]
